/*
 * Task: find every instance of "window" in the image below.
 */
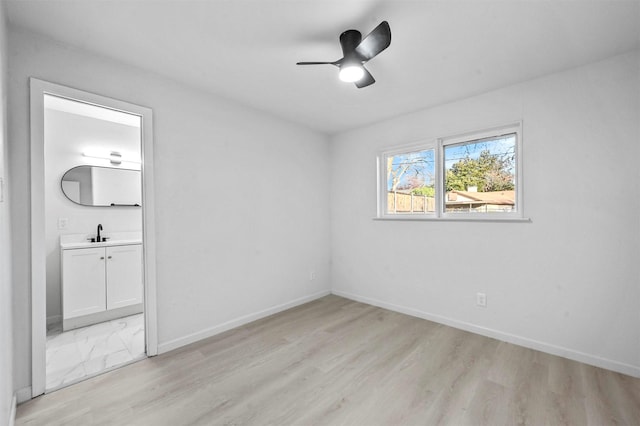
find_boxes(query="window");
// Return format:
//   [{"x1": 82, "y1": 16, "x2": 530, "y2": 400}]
[
  {"x1": 381, "y1": 146, "x2": 436, "y2": 215},
  {"x1": 378, "y1": 123, "x2": 522, "y2": 220}
]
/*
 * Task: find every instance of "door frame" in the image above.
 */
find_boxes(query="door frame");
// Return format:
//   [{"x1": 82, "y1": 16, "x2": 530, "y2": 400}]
[{"x1": 29, "y1": 78, "x2": 158, "y2": 397}]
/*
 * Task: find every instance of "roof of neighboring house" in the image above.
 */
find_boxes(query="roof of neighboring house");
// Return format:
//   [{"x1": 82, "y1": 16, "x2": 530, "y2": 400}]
[{"x1": 447, "y1": 190, "x2": 515, "y2": 205}]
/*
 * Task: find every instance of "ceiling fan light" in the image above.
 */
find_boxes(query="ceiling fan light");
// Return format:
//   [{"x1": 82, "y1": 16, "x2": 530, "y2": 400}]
[{"x1": 339, "y1": 65, "x2": 365, "y2": 82}]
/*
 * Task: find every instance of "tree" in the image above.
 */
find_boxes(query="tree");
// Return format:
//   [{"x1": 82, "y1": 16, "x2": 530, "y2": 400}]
[
  {"x1": 411, "y1": 186, "x2": 435, "y2": 197},
  {"x1": 387, "y1": 151, "x2": 434, "y2": 192},
  {"x1": 446, "y1": 150, "x2": 514, "y2": 192}
]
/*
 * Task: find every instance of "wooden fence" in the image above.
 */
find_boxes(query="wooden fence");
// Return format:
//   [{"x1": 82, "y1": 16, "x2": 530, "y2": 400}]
[{"x1": 387, "y1": 191, "x2": 435, "y2": 213}]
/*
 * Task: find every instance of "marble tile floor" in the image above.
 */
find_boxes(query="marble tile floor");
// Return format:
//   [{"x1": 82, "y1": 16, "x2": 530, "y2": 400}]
[{"x1": 46, "y1": 313, "x2": 145, "y2": 391}]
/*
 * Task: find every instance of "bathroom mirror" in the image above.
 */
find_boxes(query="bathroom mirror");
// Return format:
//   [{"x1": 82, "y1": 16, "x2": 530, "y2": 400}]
[{"x1": 61, "y1": 165, "x2": 142, "y2": 207}]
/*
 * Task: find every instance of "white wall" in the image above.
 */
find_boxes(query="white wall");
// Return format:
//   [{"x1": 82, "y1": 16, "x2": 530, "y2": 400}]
[
  {"x1": 0, "y1": 4, "x2": 14, "y2": 426},
  {"x1": 44, "y1": 109, "x2": 142, "y2": 323},
  {"x1": 9, "y1": 27, "x2": 331, "y2": 394},
  {"x1": 330, "y1": 50, "x2": 640, "y2": 376}
]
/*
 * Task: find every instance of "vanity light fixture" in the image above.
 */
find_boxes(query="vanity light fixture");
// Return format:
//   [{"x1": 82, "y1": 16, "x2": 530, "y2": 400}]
[
  {"x1": 83, "y1": 148, "x2": 140, "y2": 165},
  {"x1": 108, "y1": 152, "x2": 122, "y2": 165}
]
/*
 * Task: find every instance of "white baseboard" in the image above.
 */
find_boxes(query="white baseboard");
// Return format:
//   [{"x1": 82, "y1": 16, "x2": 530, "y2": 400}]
[
  {"x1": 8, "y1": 394, "x2": 16, "y2": 426},
  {"x1": 332, "y1": 289, "x2": 640, "y2": 378},
  {"x1": 15, "y1": 387, "x2": 31, "y2": 404},
  {"x1": 158, "y1": 290, "x2": 331, "y2": 354},
  {"x1": 63, "y1": 304, "x2": 142, "y2": 331},
  {"x1": 46, "y1": 314, "x2": 61, "y2": 328}
]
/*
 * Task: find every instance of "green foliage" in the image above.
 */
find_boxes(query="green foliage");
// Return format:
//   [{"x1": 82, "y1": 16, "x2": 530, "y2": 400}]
[
  {"x1": 410, "y1": 186, "x2": 435, "y2": 197},
  {"x1": 446, "y1": 150, "x2": 514, "y2": 192}
]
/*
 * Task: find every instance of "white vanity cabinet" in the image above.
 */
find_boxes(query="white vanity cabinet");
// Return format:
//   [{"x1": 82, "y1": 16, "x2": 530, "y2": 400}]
[
  {"x1": 61, "y1": 247, "x2": 107, "y2": 319},
  {"x1": 105, "y1": 244, "x2": 143, "y2": 309},
  {"x1": 62, "y1": 242, "x2": 143, "y2": 330}
]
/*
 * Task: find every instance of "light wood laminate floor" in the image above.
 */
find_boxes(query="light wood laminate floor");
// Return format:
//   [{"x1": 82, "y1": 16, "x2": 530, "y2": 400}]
[{"x1": 17, "y1": 295, "x2": 640, "y2": 425}]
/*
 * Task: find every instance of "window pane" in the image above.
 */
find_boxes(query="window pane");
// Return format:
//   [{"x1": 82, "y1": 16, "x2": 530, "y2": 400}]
[
  {"x1": 443, "y1": 134, "x2": 516, "y2": 213},
  {"x1": 386, "y1": 148, "x2": 435, "y2": 214}
]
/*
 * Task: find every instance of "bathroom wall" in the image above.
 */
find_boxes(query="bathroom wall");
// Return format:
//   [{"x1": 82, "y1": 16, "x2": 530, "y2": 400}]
[
  {"x1": 44, "y1": 107, "x2": 142, "y2": 324},
  {"x1": 330, "y1": 50, "x2": 640, "y2": 376},
  {"x1": 0, "y1": 2, "x2": 14, "y2": 424},
  {"x1": 9, "y1": 26, "x2": 331, "y2": 395}
]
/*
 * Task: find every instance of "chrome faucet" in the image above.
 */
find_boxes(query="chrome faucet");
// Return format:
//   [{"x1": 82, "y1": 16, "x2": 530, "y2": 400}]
[{"x1": 97, "y1": 224, "x2": 103, "y2": 242}]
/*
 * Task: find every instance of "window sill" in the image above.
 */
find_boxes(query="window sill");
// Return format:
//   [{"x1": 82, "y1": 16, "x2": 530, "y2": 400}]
[{"x1": 374, "y1": 216, "x2": 532, "y2": 223}]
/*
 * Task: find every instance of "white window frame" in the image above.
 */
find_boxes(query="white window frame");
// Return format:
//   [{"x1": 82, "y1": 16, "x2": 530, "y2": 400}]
[{"x1": 377, "y1": 122, "x2": 524, "y2": 221}]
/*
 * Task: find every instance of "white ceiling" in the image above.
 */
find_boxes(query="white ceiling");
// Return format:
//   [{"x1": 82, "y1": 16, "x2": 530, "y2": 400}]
[{"x1": 6, "y1": 1, "x2": 640, "y2": 135}]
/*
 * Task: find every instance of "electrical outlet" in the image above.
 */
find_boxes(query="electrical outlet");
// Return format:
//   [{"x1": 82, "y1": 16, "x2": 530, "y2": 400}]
[
  {"x1": 57, "y1": 218, "x2": 69, "y2": 230},
  {"x1": 476, "y1": 292, "x2": 487, "y2": 307},
  {"x1": 309, "y1": 271, "x2": 316, "y2": 281}
]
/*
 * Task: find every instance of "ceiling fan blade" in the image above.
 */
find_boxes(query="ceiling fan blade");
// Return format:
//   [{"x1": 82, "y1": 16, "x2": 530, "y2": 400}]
[
  {"x1": 296, "y1": 61, "x2": 338, "y2": 65},
  {"x1": 355, "y1": 67, "x2": 375, "y2": 88},
  {"x1": 355, "y1": 21, "x2": 391, "y2": 62}
]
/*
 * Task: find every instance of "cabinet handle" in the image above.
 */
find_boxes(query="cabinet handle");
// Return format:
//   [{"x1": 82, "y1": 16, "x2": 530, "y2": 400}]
[
  {"x1": 108, "y1": 256, "x2": 112, "y2": 259},
  {"x1": 100, "y1": 257, "x2": 105, "y2": 260}
]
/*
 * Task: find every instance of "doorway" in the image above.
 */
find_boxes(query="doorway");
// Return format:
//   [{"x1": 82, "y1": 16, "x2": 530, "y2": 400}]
[{"x1": 30, "y1": 79, "x2": 158, "y2": 397}]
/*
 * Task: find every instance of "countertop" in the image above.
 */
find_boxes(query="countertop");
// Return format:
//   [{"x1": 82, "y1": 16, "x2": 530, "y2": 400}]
[{"x1": 60, "y1": 239, "x2": 142, "y2": 250}]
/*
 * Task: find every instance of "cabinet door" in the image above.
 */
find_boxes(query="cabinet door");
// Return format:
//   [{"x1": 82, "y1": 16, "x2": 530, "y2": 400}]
[
  {"x1": 62, "y1": 247, "x2": 107, "y2": 319},
  {"x1": 106, "y1": 244, "x2": 143, "y2": 310}
]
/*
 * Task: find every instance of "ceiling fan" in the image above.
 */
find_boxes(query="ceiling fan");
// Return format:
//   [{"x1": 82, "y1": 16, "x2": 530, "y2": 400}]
[{"x1": 296, "y1": 21, "x2": 391, "y2": 88}]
